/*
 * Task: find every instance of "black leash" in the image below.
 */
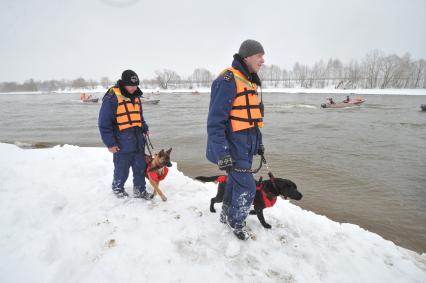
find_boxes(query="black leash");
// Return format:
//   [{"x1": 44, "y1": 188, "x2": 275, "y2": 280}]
[
  {"x1": 144, "y1": 133, "x2": 154, "y2": 156},
  {"x1": 233, "y1": 154, "x2": 279, "y2": 194},
  {"x1": 232, "y1": 155, "x2": 266, "y2": 174},
  {"x1": 232, "y1": 154, "x2": 266, "y2": 174}
]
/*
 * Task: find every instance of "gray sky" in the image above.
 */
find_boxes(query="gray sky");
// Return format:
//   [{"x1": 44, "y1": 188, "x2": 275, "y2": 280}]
[{"x1": 1, "y1": 0, "x2": 425, "y2": 82}]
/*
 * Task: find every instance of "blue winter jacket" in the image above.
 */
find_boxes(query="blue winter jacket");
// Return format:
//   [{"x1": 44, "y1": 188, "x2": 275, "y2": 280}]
[
  {"x1": 206, "y1": 57, "x2": 263, "y2": 169},
  {"x1": 98, "y1": 86, "x2": 149, "y2": 153}
]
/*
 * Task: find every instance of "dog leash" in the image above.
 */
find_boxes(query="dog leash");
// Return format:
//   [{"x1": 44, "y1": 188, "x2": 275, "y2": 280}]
[
  {"x1": 232, "y1": 154, "x2": 266, "y2": 174},
  {"x1": 144, "y1": 133, "x2": 155, "y2": 156},
  {"x1": 260, "y1": 157, "x2": 282, "y2": 199},
  {"x1": 233, "y1": 154, "x2": 280, "y2": 195}
]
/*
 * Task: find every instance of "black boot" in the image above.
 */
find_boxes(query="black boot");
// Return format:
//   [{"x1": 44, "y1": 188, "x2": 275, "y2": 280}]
[
  {"x1": 133, "y1": 187, "x2": 154, "y2": 199},
  {"x1": 227, "y1": 219, "x2": 251, "y2": 241},
  {"x1": 220, "y1": 204, "x2": 229, "y2": 224},
  {"x1": 113, "y1": 189, "x2": 129, "y2": 198}
]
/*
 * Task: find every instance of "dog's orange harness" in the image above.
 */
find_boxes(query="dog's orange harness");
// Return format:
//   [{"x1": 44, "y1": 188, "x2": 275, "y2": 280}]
[
  {"x1": 256, "y1": 184, "x2": 277, "y2": 208},
  {"x1": 216, "y1": 175, "x2": 277, "y2": 208},
  {"x1": 146, "y1": 163, "x2": 169, "y2": 182}
]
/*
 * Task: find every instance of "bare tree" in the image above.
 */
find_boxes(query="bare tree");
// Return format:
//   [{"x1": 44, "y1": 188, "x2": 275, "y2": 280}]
[
  {"x1": 71, "y1": 77, "x2": 88, "y2": 88},
  {"x1": 363, "y1": 49, "x2": 383, "y2": 88},
  {"x1": 155, "y1": 69, "x2": 180, "y2": 89},
  {"x1": 259, "y1": 65, "x2": 281, "y2": 87},
  {"x1": 293, "y1": 62, "x2": 308, "y2": 88},
  {"x1": 87, "y1": 79, "x2": 98, "y2": 89},
  {"x1": 100, "y1": 76, "x2": 111, "y2": 89},
  {"x1": 380, "y1": 55, "x2": 399, "y2": 88},
  {"x1": 311, "y1": 60, "x2": 327, "y2": 88},
  {"x1": 411, "y1": 59, "x2": 426, "y2": 88},
  {"x1": 190, "y1": 68, "x2": 213, "y2": 87}
]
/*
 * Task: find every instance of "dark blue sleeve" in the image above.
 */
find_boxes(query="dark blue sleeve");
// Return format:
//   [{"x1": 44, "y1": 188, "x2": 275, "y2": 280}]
[
  {"x1": 207, "y1": 75, "x2": 236, "y2": 160},
  {"x1": 140, "y1": 102, "x2": 149, "y2": 133},
  {"x1": 98, "y1": 93, "x2": 117, "y2": 148}
]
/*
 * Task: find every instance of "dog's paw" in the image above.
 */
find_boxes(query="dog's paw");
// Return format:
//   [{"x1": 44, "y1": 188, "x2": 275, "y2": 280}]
[{"x1": 263, "y1": 223, "x2": 272, "y2": 229}]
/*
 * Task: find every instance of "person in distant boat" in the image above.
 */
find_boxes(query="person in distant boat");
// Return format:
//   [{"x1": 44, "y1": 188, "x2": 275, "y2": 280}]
[
  {"x1": 328, "y1": 97, "x2": 335, "y2": 104},
  {"x1": 80, "y1": 93, "x2": 93, "y2": 101},
  {"x1": 343, "y1": 96, "x2": 350, "y2": 103},
  {"x1": 98, "y1": 70, "x2": 151, "y2": 199},
  {"x1": 206, "y1": 39, "x2": 265, "y2": 241}
]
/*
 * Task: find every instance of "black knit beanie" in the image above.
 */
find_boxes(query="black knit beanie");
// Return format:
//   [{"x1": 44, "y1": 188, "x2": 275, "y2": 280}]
[{"x1": 121, "y1": 69, "x2": 140, "y2": 86}]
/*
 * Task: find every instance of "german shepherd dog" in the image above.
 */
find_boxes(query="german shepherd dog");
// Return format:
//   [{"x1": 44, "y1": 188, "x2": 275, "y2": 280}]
[
  {"x1": 145, "y1": 148, "x2": 172, "y2": 201},
  {"x1": 195, "y1": 175, "x2": 303, "y2": 229}
]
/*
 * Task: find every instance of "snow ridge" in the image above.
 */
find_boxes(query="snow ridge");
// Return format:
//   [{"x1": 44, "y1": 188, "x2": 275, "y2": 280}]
[{"x1": 0, "y1": 143, "x2": 424, "y2": 283}]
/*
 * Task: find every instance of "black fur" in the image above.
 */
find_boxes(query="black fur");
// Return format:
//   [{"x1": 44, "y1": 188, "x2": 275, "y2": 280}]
[{"x1": 195, "y1": 176, "x2": 302, "y2": 229}]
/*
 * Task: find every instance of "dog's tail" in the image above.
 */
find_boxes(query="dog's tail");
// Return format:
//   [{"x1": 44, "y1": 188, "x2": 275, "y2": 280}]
[{"x1": 195, "y1": 175, "x2": 222, "y2": 183}]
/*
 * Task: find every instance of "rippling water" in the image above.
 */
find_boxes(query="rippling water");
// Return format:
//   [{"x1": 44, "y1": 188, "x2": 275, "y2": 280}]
[{"x1": 1, "y1": 91, "x2": 425, "y2": 253}]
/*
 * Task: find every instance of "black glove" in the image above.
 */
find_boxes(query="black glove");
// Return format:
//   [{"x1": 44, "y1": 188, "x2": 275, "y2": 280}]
[
  {"x1": 257, "y1": 144, "x2": 265, "y2": 156},
  {"x1": 218, "y1": 155, "x2": 233, "y2": 172}
]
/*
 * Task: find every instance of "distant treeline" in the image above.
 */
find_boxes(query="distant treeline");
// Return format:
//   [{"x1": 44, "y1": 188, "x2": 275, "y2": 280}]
[
  {"x1": 1, "y1": 50, "x2": 425, "y2": 92},
  {"x1": 259, "y1": 50, "x2": 426, "y2": 89}
]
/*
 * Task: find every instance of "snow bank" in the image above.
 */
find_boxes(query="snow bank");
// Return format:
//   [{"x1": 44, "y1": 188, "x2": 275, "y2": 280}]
[{"x1": 0, "y1": 143, "x2": 424, "y2": 283}]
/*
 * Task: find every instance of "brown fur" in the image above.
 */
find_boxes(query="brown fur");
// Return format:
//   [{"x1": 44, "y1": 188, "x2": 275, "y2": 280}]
[{"x1": 146, "y1": 148, "x2": 172, "y2": 201}]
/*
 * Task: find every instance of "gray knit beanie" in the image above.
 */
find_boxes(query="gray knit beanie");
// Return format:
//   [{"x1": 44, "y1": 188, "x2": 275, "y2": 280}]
[{"x1": 238, "y1": 39, "x2": 265, "y2": 58}]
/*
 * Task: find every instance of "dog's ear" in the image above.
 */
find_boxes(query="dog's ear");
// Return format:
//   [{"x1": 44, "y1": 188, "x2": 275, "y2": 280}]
[
  {"x1": 166, "y1": 148, "x2": 172, "y2": 155},
  {"x1": 158, "y1": 149, "x2": 165, "y2": 156}
]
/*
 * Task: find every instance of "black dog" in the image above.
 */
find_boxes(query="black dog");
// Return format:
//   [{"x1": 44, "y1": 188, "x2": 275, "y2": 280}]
[{"x1": 195, "y1": 175, "x2": 303, "y2": 229}]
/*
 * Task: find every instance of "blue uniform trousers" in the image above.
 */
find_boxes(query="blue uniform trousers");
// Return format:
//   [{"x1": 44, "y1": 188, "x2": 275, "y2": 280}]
[{"x1": 112, "y1": 151, "x2": 146, "y2": 192}]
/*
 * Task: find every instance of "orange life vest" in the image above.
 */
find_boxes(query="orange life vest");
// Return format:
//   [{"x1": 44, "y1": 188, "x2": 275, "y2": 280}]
[
  {"x1": 111, "y1": 87, "x2": 143, "y2": 131},
  {"x1": 224, "y1": 67, "x2": 264, "y2": 132}
]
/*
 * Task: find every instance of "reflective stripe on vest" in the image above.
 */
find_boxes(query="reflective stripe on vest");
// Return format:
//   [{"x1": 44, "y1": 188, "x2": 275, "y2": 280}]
[
  {"x1": 111, "y1": 87, "x2": 143, "y2": 131},
  {"x1": 224, "y1": 67, "x2": 264, "y2": 132}
]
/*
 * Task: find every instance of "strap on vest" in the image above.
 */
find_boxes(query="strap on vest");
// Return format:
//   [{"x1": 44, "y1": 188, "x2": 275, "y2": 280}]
[
  {"x1": 235, "y1": 89, "x2": 257, "y2": 98},
  {"x1": 116, "y1": 111, "x2": 140, "y2": 117},
  {"x1": 244, "y1": 88, "x2": 254, "y2": 126},
  {"x1": 229, "y1": 116, "x2": 263, "y2": 123},
  {"x1": 122, "y1": 100, "x2": 133, "y2": 125},
  {"x1": 231, "y1": 105, "x2": 260, "y2": 110},
  {"x1": 116, "y1": 120, "x2": 142, "y2": 126}
]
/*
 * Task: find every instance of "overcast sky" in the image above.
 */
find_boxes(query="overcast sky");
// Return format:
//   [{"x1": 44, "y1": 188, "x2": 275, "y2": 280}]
[{"x1": 1, "y1": 0, "x2": 425, "y2": 82}]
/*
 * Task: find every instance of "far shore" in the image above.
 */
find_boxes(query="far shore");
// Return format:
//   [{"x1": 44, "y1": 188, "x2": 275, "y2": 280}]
[{"x1": 1, "y1": 87, "x2": 426, "y2": 96}]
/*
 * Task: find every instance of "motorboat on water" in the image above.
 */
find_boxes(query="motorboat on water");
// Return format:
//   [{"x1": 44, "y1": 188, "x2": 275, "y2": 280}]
[
  {"x1": 141, "y1": 98, "x2": 160, "y2": 105},
  {"x1": 321, "y1": 97, "x2": 365, "y2": 108},
  {"x1": 80, "y1": 93, "x2": 99, "y2": 103},
  {"x1": 81, "y1": 98, "x2": 99, "y2": 103}
]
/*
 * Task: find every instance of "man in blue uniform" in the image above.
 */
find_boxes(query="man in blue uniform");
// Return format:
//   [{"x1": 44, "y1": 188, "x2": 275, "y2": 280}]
[
  {"x1": 99, "y1": 70, "x2": 152, "y2": 199},
  {"x1": 206, "y1": 40, "x2": 266, "y2": 240}
]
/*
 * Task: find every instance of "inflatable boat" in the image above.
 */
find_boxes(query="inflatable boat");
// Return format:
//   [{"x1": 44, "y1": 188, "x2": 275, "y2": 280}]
[{"x1": 321, "y1": 98, "x2": 365, "y2": 108}]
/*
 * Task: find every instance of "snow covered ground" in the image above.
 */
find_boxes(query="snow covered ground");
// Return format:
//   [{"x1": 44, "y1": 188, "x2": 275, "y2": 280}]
[{"x1": 0, "y1": 143, "x2": 425, "y2": 283}]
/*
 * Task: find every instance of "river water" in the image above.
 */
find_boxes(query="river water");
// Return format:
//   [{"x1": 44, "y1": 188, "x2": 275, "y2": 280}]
[{"x1": 0, "y1": 91, "x2": 425, "y2": 253}]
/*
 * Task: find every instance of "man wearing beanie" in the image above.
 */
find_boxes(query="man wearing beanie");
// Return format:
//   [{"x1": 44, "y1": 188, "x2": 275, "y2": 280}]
[
  {"x1": 206, "y1": 39, "x2": 266, "y2": 240},
  {"x1": 99, "y1": 70, "x2": 152, "y2": 199}
]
